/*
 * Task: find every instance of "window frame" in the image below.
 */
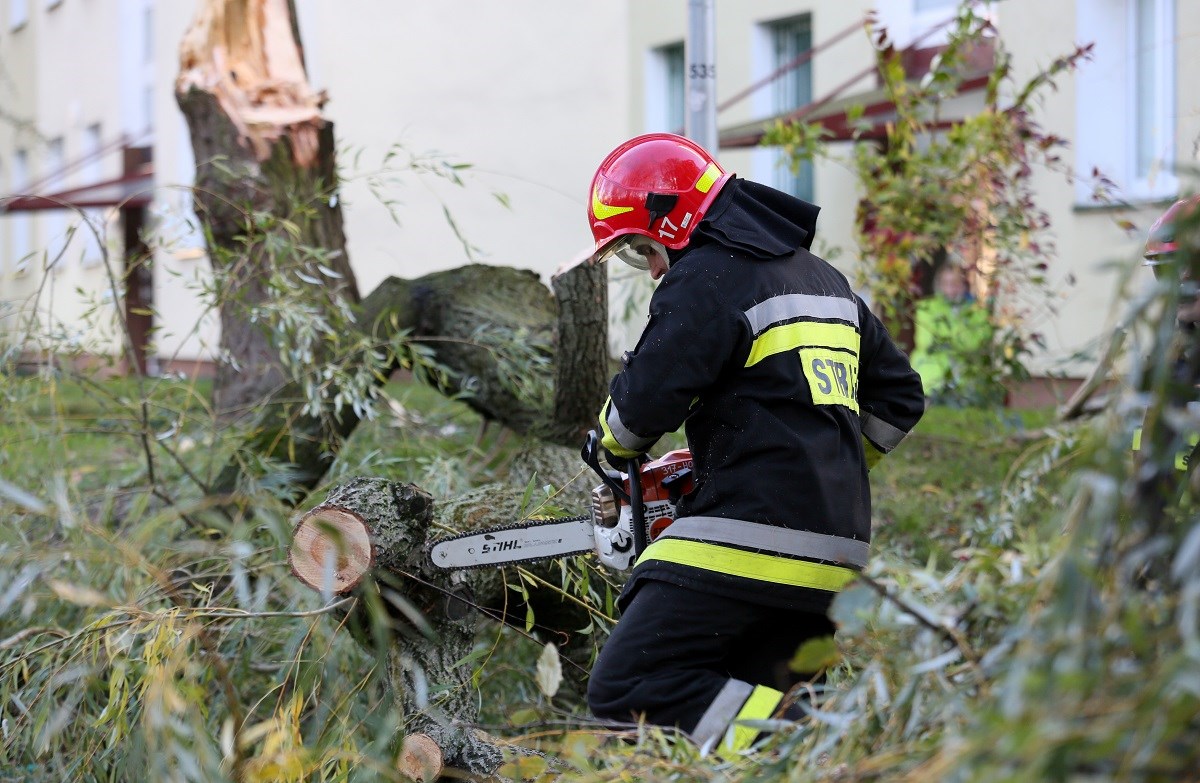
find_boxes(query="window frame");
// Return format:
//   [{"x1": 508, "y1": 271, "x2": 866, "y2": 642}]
[
  {"x1": 80, "y1": 124, "x2": 105, "y2": 268},
  {"x1": 1074, "y1": 0, "x2": 1176, "y2": 204},
  {"x1": 9, "y1": 0, "x2": 29, "y2": 30},
  {"x1": 644, "y1": 40, "x2": 685, "y2": 134},
  {"x1": 1125, "y1": 0, "x2": 1176, "y2": 200},
  {"x1": 43, "y1": 136, "x2": 71, "y2": 272},
  {"x1": 9, "y1": 149, "x2": 32, "y2": 274},
  {"x1": 756, "y1": 13, "x2": 815, "y2": 202}
]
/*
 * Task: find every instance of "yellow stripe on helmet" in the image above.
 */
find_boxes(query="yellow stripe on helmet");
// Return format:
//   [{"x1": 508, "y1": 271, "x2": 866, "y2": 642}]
[
  {"x1": 592, "y1": 186, "x2": 634, "y2": 221},
  {"x1": 695, "y1": 164, "x2": 723, "y2": 194}
]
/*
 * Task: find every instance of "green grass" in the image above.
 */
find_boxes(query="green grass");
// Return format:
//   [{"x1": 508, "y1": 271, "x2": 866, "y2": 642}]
[
  {"x1": 2, "y1": 371, "x2": 1065, "y2": 557},
  {"x1": 0, "y1": 373, "x2": 216, "y2": 496},
  {"x1": 871, "y1": 405, "x2": 1068, "y2": 564},
  {"x1": 328, "y1": 376, "x2": 517, "y2": 497},
  {"x1": 3, "y1": 371, "x2": 1103, "y2": 781}
]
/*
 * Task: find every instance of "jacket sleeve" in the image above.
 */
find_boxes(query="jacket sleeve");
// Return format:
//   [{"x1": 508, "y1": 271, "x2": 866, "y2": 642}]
[
  {"x1": 855, "y1": 296, "x2": 926, "y2": 469},
  {"x1": 598, "y1": 265, "x2": 746, "y2": 458}
]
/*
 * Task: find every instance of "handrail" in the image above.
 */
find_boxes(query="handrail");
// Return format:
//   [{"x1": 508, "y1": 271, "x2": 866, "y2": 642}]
[
  {"x1": 715, "y1": 18, "x2": 862, "y2": 115},
  {"x1": 15, "y1": 132, "x2": 138, "y2": 196},
  {"x1": 781, "y1": 2, "x2": 985, "y2": 126}
]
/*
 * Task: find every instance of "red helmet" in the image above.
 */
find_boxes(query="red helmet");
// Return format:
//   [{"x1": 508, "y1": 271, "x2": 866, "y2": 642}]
[
  {"x1": 1144, "y1": 195, "x2": 1200, "y2": 264},
  {"x1": 588, "y1": 133, "x2": 731, "y2": 262}
]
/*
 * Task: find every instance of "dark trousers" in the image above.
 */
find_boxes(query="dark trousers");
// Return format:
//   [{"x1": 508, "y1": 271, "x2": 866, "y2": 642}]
[{"x1": 586, "y1": 579, "x2": 834, "y2": 734}]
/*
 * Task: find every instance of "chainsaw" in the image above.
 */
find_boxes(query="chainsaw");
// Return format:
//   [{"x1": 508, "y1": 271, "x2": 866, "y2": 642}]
[{"x1": 428, "y1": 431, "x2": 694, "y2": 571}]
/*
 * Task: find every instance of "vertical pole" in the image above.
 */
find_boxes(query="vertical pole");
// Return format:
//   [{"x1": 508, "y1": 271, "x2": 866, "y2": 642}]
[{"x1": 685, "y1": 0, "x2": 718, "y2": 154}]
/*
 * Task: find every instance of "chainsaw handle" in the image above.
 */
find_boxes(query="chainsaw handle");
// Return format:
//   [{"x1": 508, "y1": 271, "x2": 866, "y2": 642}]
[
  {"x1": 627, "y1": 456, "x2": 649, "y2": 558},
  {"x1": 582, "y1": 430, "x2": 631, "y2": 504}
]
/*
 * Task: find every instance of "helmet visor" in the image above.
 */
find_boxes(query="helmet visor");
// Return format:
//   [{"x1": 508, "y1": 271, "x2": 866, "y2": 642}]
[
  {"x1": 597, "y1": 235, "x2": 667, "y2": 271},
  {"x1": 1148, "y1": 257, "x2": 1172, "y2": 281}
]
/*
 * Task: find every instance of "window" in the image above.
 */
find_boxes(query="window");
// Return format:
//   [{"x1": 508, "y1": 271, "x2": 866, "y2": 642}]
[
  {"x1": 9, "y1": 0, "x2": 28, "y2": 29},
  {"x1": 9, "y1": 150, "x2": 32, "y2": 273},
  {"x1": 874, "y1": 0, "x2": 978, "y2": 50},
  {"x1": 645, "y1": 42, "x2": 685, "y2": 134},
  {"x1": 142, "y1": 84, "x2": 154, "y2": 134},
  {"x1": 1131, "y1": 0, "x2": 1173, "y2": 188},
  {"x1": 142, "y1": 4, "x2": 153, "y2": 64},
  {"x1": 768, "y1": 15, "x2": 814, "y2": 201},
  {"x1": 81, "y1": 124, "x2": 104, "y2": 267},
  {"x1": 1075, "y1": 0, "x2": 1176, "y2": 202},
  {"x1": 43, "y1": 137, "x2": 70, "y2": 271}
]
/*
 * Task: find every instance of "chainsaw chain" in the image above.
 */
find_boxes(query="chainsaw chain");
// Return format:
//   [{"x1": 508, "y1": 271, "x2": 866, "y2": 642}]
[{"x1": 425, "y1": 515, "x2": 592, "y2": 571}]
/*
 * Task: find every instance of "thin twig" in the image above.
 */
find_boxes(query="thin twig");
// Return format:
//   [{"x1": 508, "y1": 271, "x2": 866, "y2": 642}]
[
  {"x1": 0, "y1": 626, "x2": 68, "y2": 650},
  {"x1": 856, "y1": 573, "x2": 980, "y2": 668}
]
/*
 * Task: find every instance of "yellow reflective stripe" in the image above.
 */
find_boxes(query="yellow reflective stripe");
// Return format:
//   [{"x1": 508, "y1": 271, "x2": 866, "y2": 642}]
[
  {"x1": 598, "y1": 399, "x2": 641, "y2": 459},
  {"x1": 728, "y1": 686, "x2": 783, "y2": 751},
  {"x1": 1130, "y1": 426, "x2": 1197, "y2": 470},
  {"x1": 636, "y1": 538, "x2": 859, "y2": 592},
  {"x1": 1177, "y1": 433, "x2": 1199, "y2": 471},
  {"x1": 745, "y1": 321, "x2": 861, "y2": 368},
  {"x1": 591, "y1": 186, "x2": 633, "y2": 221},
  {"x1": 695, "y1": 163, "x2": 722, "y2": 194}
]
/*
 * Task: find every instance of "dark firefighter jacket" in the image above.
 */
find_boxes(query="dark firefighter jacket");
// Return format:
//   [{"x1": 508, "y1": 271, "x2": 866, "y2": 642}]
[{"x1": 599, "y1": 177, "x2": 926, "y2": 614}]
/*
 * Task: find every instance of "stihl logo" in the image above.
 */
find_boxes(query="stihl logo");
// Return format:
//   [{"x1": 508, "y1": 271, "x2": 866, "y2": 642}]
[{"x1": 480, "y1": 535, "x2": 521, "y2": 554}]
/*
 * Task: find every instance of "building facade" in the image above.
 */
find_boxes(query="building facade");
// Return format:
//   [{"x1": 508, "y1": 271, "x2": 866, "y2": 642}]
[
  {"x1": 1, "y1": 0, "x2": 156, "y2": 367},
  {"x1": 2, "y1": 0, "x2": 1196, "y2": 394},
  {"x1": 630, "y1": 0, "x2": 1198, "y2": 389},
  {"x1": 1, "y1": 0, "x2": 630, "y2": 372}
]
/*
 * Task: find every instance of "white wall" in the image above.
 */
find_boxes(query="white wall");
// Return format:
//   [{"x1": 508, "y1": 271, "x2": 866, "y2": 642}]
[
  {"x1": 150, "y1": 0, "x2": 631, "y2": 362},
  {"x1": 293, "y1": 0, "x2": 631, "y2": 293}
]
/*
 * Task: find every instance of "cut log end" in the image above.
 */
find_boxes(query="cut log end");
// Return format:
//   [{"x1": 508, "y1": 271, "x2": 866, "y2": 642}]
[
  {"x1": 398, "y1": 733, "x2": 444, "y2": 782},
  {"x1": 289, "y1": 505, "x2": 374, "y2": 594}
]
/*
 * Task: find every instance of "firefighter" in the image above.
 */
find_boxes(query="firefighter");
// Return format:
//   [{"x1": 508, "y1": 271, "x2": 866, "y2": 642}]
[
  {"x1": 584, "y1": 133, "x2": 926, "y2": 752},
  {"x1": 1133, "y1": 195, "x2": 1200, "y2": 505},
  {"x1": 1143, "y1": 195, "x2": 1200, "y2": 329}
]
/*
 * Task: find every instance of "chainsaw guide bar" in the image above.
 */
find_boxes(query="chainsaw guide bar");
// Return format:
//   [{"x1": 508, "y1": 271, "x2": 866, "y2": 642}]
[{"x1": 426, "y1": 515, "x2": 593, "y2": 571}]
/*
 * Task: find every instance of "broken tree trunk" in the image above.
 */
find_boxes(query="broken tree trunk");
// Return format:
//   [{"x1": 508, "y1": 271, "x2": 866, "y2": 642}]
[
  {"x1": 176, "y1": 0, "x2": 359, "y2": 419},
  {"x1": 210, "y1": 258, "x2": 609, "y2": 501},
  {"x1": 178, "y1": 2, "x2": 610, "y2": 504},
  {"x1": 290, "y1": 476, "x2": 605, "y2": 779}
]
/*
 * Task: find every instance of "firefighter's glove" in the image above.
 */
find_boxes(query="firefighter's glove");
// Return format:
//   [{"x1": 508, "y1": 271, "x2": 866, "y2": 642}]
[
  {"x1": 601, "y1": 447, "x2": 627, "y2": 471},
  {"x1": 601, "y1": 446, "x2": 651, "y2": 472}
]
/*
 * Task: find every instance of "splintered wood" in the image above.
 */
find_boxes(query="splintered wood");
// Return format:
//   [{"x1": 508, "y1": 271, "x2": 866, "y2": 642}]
[{"x1": 177, "y1": 0, "x2": 326, "y2": 167}]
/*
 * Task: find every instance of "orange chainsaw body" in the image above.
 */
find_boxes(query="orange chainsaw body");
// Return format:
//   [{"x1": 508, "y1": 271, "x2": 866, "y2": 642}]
[{"x1": 629, "y1": 449, "x2": 694, "y2": 540}]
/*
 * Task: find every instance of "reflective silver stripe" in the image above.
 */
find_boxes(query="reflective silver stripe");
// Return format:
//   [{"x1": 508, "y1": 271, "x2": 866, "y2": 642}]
[
  {"x1": 861, "y1": 412, "x2": 908, "y2": 452},
  {"x1": 661, "y1": 516, "x2": 869, "y2": 569},
  {"x1": 690, "y1": 679, "x2": 752, "y2": 749},
  {"x1": 605, "y1": 399, "x2": 656, "y2": 453},
  {"x1": 744, "y1": 293, "x2": 859, "y2": 336}
]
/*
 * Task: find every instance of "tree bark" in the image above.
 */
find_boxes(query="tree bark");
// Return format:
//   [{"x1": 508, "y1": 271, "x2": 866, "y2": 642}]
[
  {"x1": 289, "y1": 475, "x2": 605, "y2": 777},
  {"x1": 181, "y1": 2, "x2": 616, "y2": 775},
  {"x1": 179, "y1": 3, "x2": 609, "y2": 504},
  {"x1": 212, "y1": 261, "x2": 608, "y2": 502},
  {"x1": 548, "y1": 256, "x2": 610, "y2": 446},
  {"x1": 176, "y1": 0, "x2": 359, "y2": 419}
]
